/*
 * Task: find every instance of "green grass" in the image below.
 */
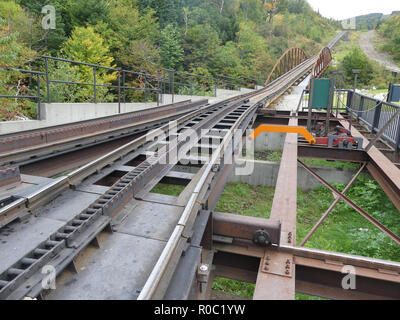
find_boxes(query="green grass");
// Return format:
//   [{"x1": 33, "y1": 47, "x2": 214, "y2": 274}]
[
  {"x1": 212, "y1": 278, "x2": 255, "y2": 299},
  {"x1": 151, "y1": 183, "x2": 185, "y2": 196},
  {"x1": 301, "y1": 158, "x2": 359, "y2": 170},
  {"x1": 245, "y1": 149, "x2": 359, "y2": 170},
  {"x1": 212, "y1": 176, "x2": 400, "y2": 300}
]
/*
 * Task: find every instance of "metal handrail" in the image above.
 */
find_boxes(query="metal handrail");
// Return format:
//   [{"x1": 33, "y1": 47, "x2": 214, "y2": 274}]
[
  {"x1": 0, "y1": 67, "x2": 43, "y2": 119},
  {"x1": 1, "y1": 56, "x2": 263, "y2": 120}
]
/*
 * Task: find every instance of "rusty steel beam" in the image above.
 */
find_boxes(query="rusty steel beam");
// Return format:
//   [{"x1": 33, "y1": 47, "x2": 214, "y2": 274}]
[
  {"x1": 264, "y1": 48, "x2": 307, "y2": 86},
  {"x1": 299, "y1": 163, "x2": 367, "y2": 246},
  {"x1": 253, "y1": 117, "x2": 298, "y2": 300},
  {"x1": 299, "y1": 159, "x2": 400, "y2": 246},
  {"x1": 213, "y1": 212, "x2": 281, "y2": 246},
  {"x1": 337, "y1": 115, "x2": 400, "y2": 211},
  {"x1": 298, "y1": 144, "x2": 368, "y2": 162},
  {"x1": 212, "y1": 245, "x2": 400, "y2": 300},
  {"x1": 310, "y1": 47, "x2": 332, "y2": 80},
  {"x1": 296, "y1": 266, "x2": 400, "y2": 300}
]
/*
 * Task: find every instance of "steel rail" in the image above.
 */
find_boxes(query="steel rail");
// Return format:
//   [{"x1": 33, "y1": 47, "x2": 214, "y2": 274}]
[
  {"x1": 280, "y1": 245, "x2": 400, "y2": 274},
  {"x1": 137, "y1": 34, "x2": 347, "y2": 299},
  {"x1": 0, "y1": 32, "x2": 347, "y2": 299},
  {"x1": 0, "y1": 100, "x2": 207, "y2": 165}
]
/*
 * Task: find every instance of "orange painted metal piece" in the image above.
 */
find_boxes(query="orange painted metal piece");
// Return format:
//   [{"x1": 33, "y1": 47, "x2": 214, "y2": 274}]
[{"x1": 250, "y1": 125, "x2": 316, "y2": 145}]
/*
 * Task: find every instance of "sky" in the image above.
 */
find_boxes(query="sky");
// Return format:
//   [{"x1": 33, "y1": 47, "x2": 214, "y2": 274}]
[{"x1": 307, "y1": 0, "x2": 399, "y2": 20}]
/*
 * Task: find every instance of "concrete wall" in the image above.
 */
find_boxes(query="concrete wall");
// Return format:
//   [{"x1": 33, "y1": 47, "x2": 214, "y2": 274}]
[
  {"x1": 255, "y1": 132, "x2": 286, "y2": 151},
  {"x1": 160, "y1": 88, "x2": 255, "y2": 105},
  {"x1": 0, "y1": 102, "x2": 158, "y2": 134},
  {"x1": 41, "y1": 102, "x2": 159, "y2": 123},
  {"x1": 0, "y1": 87, "x2": 255, "y2": 135},
  {"x1": 230, "y1": 160, "x2": 356, "y2": 191}
]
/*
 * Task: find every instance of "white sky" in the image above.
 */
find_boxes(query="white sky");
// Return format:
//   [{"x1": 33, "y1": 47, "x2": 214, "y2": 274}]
[{"x1": 307, "y1": 0, "x2": 399, "y2": 20}]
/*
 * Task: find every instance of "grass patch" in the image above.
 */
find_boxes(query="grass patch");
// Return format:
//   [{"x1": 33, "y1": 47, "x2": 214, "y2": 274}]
[
  {"x1": 212, "y1": 278, "x2": 255, "y2": 299},
  {"x1": 215, "y1": 183, "x2": 274, "y2": 219},
  {"x1": 213, "y1": 175, "x2": 400, "y2": 299},
  {"x1": 245, "y1": 149, "x2": 359, "y2": 170},
  {"x1": 151, "y1": 183, "x2": 185, "y2": 196},
  {"x1": 300, "y1": 158, "x2": 359, "y2": 170}
]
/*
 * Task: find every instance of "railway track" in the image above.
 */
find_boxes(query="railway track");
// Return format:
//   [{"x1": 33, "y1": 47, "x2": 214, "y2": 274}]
[
  {"x1": 0, "y1": 32, "x2": 346, "y2": 300},
  {"x1": 0, "y1": 99, "x2": 207, "y2": 167}
]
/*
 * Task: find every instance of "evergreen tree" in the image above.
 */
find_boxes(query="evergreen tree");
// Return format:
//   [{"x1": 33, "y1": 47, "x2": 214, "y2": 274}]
[
  {"x1": 159, "y1": 24, "x2": 184, "y2": 70},
  {"x1": 137, "y1": 0, "x2": 184, "y2": 28}
]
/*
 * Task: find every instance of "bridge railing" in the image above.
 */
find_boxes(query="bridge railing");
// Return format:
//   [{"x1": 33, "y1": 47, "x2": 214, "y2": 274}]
[
  {"x1": 0, "y1": 57, "x2": 264, "y2": 120},
  {"x1": 0, "y1": 67, "x2": 44, "y2": 120},
  {"x1": 347, "y1": 91, "x2": 400, "y2": 152},
  {"x1": 298, "y1": 88, "x2": 400, "y2": 152},
  {"x1": 159, "y1": 69, "x2": 261, "y2": 98},
  {"x1": 42, "y1": 56, "x2": 162, "y2": 107}
]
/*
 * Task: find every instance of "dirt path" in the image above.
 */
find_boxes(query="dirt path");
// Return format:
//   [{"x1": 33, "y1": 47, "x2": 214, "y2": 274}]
[{"x1": 359, "y1": 30, "x2": 400, "y2": 73}]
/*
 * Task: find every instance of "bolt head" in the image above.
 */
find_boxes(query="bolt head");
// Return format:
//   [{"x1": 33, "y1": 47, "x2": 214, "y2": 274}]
[{"x1": 199, "y1": 264, "x2": 208, "y2": 272}]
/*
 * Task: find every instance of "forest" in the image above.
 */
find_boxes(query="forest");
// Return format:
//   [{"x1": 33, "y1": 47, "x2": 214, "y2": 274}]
[
  {"x1": 0, "y1": 0, "x2": 340, "y2": 119},
  {"x1": 378, "y1": 13, "x2": 400, "y2": 63}
]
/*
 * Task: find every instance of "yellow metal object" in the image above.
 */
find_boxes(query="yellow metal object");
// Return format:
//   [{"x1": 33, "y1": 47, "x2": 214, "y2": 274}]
[{"x1": 250, "y1": 125, "x2": 316, "y2": 145}]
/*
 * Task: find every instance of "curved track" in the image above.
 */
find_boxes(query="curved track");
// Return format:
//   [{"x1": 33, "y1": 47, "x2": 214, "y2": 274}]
[{"x1": 0, "y1": 32, "x2": 346, "y2": 300}]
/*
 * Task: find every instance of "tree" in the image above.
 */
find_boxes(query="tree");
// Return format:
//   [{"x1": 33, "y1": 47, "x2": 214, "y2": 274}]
[
  {"x1": 183, "y1": 24, "x2": 221, "y2": 70},
  {"x1": 64, "y1": 0, "x2": 110, "y2": 34},
  {"x1": 378, "y1": 14, "x2": 400, "y2": 62},
  {"x1": 62, "y1": 26, "x2": 116, "y2": 101},
  {"x1": 213, "y1": 41, "x2": 244, "y2": 77},
  {"x1": 159, "y1": 24, "x2": 184, "y2": 70},
  {"x1": 341, "y1": 48, "x2": 374, "y2": 86},
  {"x1": 237, "y1": 22, "x2": 273, "y2": 80},
  {"x1": 120, "y1": 40, "x2": 160, "y2": 73},
  {"x1": 17, "y1": 0, "x2": 67, "y2": 54},
  {"x1": 94, "y1": 2, "x2": 159, "y2": 64},
  {"x1": 0, "y1": 16, "x2": 37, "y2": 120},
  {"x1": 137, "y1": 0, "x2": 184, "y2": 28},
  {"x1": 264, "y1": 0, "x2": 279, "y2": 23}
]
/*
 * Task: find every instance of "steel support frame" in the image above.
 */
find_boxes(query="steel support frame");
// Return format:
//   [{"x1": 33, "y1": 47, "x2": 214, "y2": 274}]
[
  {"x1": 206, "y1": 112, "x2": 400, "y2": 300},
  {"x1": 253, "y1": 116, "x2": 298, "y2": 300},
  {"x1": 212, "y1": 243, "x2": 400, "y2": 300},
  {"x1": 337, "y1": 114, "x2": 400, "y2": 211}
]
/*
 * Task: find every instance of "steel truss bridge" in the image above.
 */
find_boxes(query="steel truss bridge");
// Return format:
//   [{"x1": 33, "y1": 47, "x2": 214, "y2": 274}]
[{"x1": 0, "y1": 31, "x2": 400, "y2": 300}]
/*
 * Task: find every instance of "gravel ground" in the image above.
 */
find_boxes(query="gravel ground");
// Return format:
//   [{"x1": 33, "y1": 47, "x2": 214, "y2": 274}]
[{"x1": 359, "y1": 30, "x2": 400, "y2": 73}]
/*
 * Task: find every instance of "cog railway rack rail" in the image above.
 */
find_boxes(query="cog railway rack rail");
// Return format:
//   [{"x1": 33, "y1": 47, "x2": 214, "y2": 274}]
[{"x1": 1, "y1": 32, "x2": 400, "y2": 300}]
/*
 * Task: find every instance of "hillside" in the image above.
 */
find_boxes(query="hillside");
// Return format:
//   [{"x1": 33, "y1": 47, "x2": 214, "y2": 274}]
[
  {"x1": 377, "y1": 13, "x2": 400, "y2": 63},
  {"x1": 1, "y1": 0, "x2": 339, "y2": 84},
  {"x1": 342, "y1": 11, "x2": 400, "y2": 30}
]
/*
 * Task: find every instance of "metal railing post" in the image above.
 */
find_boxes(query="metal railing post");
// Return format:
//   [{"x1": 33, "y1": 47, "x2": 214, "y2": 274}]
[
  {"x1": 395, "y1": 116, "x2": 400, "y2": 153},
  {"x1": 44, "y1": 57, "x2": 50, "y2": 103},
  {"x1": 93, "y1": 67, "x2": 97, "y2": 104},
  {"x1": 144, "y1": 74, "x2": 147, "y2": 102},
  {"x1": 372, "y1": 101, "x2": 382, "y2": 134},
  {"x1": 37, "y1": 74, "x2": 41, "y2": 120},
  {"x1": 357, "y1": 96, "x2": 364, "y2": 121},
  {"x1": 172, "y1": 70, "x2": 175, "y2": 104},
  {"x1": 118, "y1": 68, "x2": 121, "y2": 113},
  {"x1": 122, "y1": 71, "x2": 126, "y2": 103}
]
